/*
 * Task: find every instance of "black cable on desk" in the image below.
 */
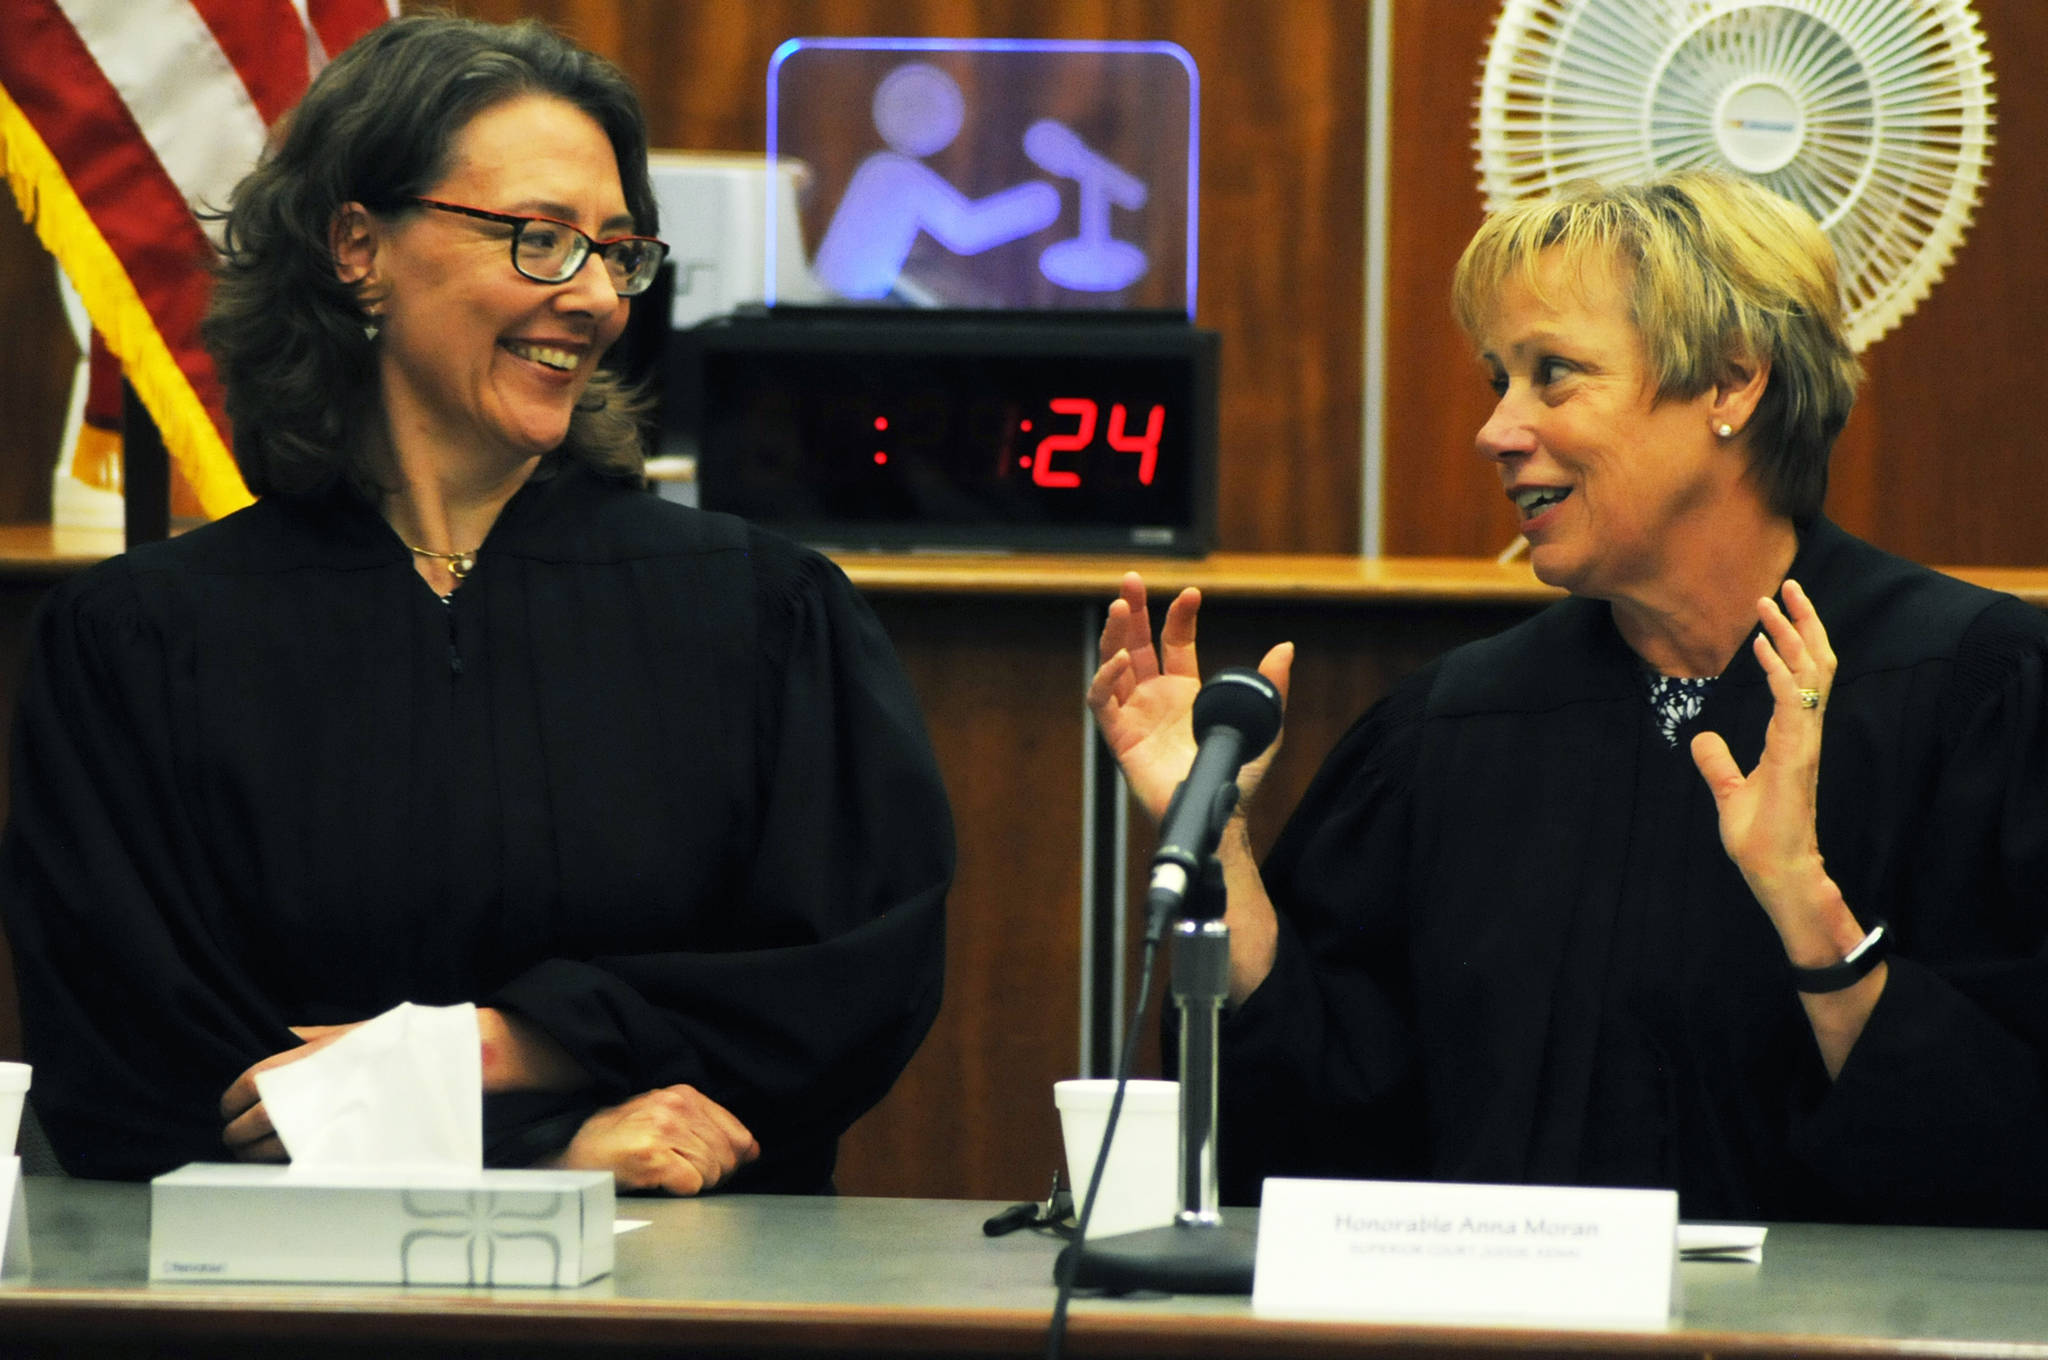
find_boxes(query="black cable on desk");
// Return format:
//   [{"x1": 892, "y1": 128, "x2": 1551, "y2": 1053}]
[{"x1": 1044, "y1": 934, "x2": 1163, "y2": 1360}]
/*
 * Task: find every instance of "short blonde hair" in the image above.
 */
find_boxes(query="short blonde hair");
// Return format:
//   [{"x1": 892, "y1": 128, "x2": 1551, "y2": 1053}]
[{"x1": 1452, "y1": 171, "x2": 1860, "y2": 522}]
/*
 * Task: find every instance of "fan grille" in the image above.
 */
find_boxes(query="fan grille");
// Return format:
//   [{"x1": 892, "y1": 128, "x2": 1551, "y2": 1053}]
[{"x1": 1476, "y1": 0, "x2": 1996, "y2": 350}]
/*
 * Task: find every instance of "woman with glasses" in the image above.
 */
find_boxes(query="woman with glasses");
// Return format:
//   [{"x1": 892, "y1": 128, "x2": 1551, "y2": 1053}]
[{"x1": 1, "y1": 15, "x2": 951, "y2": 1194}]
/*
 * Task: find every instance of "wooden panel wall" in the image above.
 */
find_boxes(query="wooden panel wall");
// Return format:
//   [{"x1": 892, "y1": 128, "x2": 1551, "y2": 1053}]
[
  {"x1": 856, "y1": 595, "x2": 1086, "y2": 1198},
  {"x1": 1836, "y1": 0, "x2": 2048, "y2": 566},
  {"x1": 6, "y1": 0, "x2": 2041, "y2": 553},
  {"x1": 1382, "y1": 0, "x2": 2048, "y2": 565},
  {"x1": 457, "y1": 0, "x2": 2048, "y2": 567}
]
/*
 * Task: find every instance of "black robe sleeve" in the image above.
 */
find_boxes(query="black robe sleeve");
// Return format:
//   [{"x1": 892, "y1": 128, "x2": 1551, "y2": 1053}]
[
  {"x1": 1212, "y1": 668, "x2": 1435, "y2": 1204},
  {"x1": 1791, "y1": 598, "x2": 2048, "y2": 1224},
  {"x1": 485, "y1": 542, "x2": 951, "y2": 1190},
  {"x1": 1, "y1": 565, "x2": 300, "y2": 1178}
]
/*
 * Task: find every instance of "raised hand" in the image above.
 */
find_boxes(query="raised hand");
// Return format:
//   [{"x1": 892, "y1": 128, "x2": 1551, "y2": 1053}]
[
  {"x1": 1689, "y1": 578, "x2": 1847, "y2": 950},
  {"x1": 1690, "y1": 579, "x2": 1884, "y2": 1076},
  {"x1": 1086, "y1": 572, "x2": 1293, "y2": 822}
]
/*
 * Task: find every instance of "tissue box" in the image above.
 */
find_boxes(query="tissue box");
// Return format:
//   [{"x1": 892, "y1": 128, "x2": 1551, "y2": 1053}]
[{"x1": 150, "y1": 1164, "x2": 615, "y2": 1286}]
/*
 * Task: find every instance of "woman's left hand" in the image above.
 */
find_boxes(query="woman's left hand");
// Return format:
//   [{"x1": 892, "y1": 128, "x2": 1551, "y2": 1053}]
[
  {"x1": 1689, "y1": 579, "x2": 1843, "y2": 941},
  {"x1": 542, "y1": 1085, "x2": 760, "y2": 1195},
  {"x1": 1691, "y1": 580, "x2": 1884, "y2": 1075},
  {"x1": 1689, "y1": 579, "x2": 1873, "y2": 963}
]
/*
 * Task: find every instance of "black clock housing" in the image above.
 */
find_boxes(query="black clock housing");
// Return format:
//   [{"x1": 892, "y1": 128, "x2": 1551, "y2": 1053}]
[{"x1": 676, "y1": 307, "x2": 1218, "y2": 555}]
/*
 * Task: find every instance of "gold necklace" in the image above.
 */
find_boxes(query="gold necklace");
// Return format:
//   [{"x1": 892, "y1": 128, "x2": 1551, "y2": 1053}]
[{"x1": 404, "y1": 542, "x2": 478, "y2": 579}]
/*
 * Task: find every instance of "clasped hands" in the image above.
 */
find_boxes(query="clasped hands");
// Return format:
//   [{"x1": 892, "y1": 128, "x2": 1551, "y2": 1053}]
[{"x1": 219, "y1": 1005, "x2": 758, "y2": 1195}]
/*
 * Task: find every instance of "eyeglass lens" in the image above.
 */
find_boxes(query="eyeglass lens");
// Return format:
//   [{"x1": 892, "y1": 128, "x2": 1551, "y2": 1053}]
[{"x1": 513, "y1": 220, "x2": 664, "y2": 295}]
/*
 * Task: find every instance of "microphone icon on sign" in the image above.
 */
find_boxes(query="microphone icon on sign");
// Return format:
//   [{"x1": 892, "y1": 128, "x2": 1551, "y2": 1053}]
[{"x1": 1022, "y1": 120, "x2": 1150, "y2": 293}]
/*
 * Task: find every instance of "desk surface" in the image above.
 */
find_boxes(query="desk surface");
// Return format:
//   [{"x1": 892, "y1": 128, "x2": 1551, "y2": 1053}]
[{"x1": 6, "y1": 1178, "x2": 2048, "y2": 1359}]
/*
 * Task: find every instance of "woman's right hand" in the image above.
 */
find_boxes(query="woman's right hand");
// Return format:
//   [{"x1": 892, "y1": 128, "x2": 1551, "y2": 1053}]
[
  {"x1": 219, "y1": 1022, "x2": 367, "y2": 1161},
  {"x1": 1087, "y1": 572, "x2": 1293, "y2": 821},
  {"x1": 1089, "y1": 572, "x2": 1295, "y2": 1001},
  {"x1": 543, "y1": 1085, "x2": 760, "y2": 1195}
]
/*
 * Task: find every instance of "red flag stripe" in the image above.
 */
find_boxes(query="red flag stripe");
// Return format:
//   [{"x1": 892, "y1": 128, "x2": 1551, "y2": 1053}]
[
  {"x1": 305, "y1": 0, "x2": 396, "y2": 66},
  {"x1": 57, "y1": 0, "x2": 272, "y2": 238},
  {"x1": 1, "y1": 0, "x2": 227, "y2": 422},
  {"x1": 190, "y1": 0, "x2": 311, "y2": 130}
]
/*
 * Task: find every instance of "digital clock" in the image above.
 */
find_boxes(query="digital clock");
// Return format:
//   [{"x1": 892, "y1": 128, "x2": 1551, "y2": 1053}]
[{"x1": 677, "y1": 308, "x2": 1218, "y2": 554}]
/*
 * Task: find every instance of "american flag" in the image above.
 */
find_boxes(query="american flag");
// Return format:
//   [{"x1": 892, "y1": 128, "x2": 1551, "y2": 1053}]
[{"x1": 0, "y1": 0, "x2": 398, "y2": 519}]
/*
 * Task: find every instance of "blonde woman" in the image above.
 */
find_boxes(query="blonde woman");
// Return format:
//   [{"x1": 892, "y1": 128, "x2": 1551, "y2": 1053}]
[{"x1": 1091, "y1": 172, "x2": 2048, "y2": 1225}]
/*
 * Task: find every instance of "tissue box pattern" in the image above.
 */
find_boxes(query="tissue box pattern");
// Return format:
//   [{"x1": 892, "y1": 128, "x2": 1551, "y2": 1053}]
[
  {"x1": 150, "y1": 1164, "x2": 614, "y2": 1286},
  {"x1": 400, "y1": 1188, "x2": 573, "y2": 1285}
]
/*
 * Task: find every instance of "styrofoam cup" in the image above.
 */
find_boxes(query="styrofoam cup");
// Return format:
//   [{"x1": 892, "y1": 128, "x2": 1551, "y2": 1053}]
[
  {"x1": 0, "y1": 1062, "x2": 28, "y2": 1157},
  {"x1": 1054, "y1": 1078, "x2": 1179, "y2": 1238}
]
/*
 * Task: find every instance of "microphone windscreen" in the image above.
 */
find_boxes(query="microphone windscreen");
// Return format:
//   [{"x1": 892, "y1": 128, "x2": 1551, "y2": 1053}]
[{"x1": 1191, "y1": 668, "x2": 1283, "y2": 750}]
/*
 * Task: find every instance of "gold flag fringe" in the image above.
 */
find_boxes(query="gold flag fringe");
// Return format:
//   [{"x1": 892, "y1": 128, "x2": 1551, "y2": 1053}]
[{"x1": 0, "y1": 79, "x2": 253, "y2": 521}]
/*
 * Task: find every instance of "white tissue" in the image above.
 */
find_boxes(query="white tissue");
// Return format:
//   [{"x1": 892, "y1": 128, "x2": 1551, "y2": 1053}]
[
  {"x1": 254, "y1": 1001, "x2": 483, "y2": 1170},
  {"x1": 1678, "y1": 1223, "x2": 1768, "y2": 1262}
]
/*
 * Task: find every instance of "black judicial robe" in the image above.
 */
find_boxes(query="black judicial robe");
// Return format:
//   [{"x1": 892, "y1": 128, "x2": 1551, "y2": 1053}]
[
  {"x1": 0, "y1": 464, "x2": 952, "y2": 1187},
  {"x1": 1221, "y1": 519, "x2": 2048, "y2": 1224}
]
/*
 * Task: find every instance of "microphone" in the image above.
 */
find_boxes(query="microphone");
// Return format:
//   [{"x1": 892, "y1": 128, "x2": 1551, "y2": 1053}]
[{"x1": 1143, "y1": 668, "x2": 1284, "y2": 941}]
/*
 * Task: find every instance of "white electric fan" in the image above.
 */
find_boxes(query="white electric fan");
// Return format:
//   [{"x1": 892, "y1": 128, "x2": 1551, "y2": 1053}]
[{"x1": 1475, "y1": 0, "x2": 1996, "y2": 351}]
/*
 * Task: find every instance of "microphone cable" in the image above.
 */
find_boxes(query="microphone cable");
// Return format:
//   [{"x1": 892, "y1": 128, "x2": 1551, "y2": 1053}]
[{"x1": 1043, "y1": 929, "x2": 1164, "y2": 1360}]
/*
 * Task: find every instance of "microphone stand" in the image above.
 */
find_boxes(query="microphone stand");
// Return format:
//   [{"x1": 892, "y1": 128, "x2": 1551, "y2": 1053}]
[{"x1": 1055, "y1": 852, "x2": 1257, "y2": 1294}]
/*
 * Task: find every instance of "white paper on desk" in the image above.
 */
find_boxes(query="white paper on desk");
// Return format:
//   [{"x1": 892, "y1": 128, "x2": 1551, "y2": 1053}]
[
  {"x1": 254, "y1": 1001, "x2": 482, "y2": 1170},
  {"x1": 1678, "y1": 1223, "x2": 1767, "y2": 1262}
]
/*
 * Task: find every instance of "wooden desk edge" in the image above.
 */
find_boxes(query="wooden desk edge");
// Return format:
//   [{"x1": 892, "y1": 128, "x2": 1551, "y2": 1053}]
[
  {"x1": 837, "y1": 553, "x2": 1570, "y2": 604},
  {"x1": 0, "y1": 526, "x2": 2042, "y2": 607},
  {"x1": 840, "y1": 554, "x2": 2048, "y2": 609},
  {"x1": 0, "y1": 1290, "x2": 2036, "y2": 1359},
  {"x1": 0, "y1": 524, "x2": 128, "y2": 579}
]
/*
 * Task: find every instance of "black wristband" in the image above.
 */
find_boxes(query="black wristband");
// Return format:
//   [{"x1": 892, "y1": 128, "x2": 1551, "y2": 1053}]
[{"x1": 1790, "y1": 920, "x2": 1890, "y2": 994}]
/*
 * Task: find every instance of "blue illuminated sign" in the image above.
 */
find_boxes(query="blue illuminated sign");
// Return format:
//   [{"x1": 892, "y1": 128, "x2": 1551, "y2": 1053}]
[{"x1": 768, "y1": 37, "x2": 1199, "y2": 315}]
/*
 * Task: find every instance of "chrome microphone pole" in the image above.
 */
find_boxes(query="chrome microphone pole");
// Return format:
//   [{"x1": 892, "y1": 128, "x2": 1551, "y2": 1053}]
[
  {"x1": 1059, "y1": 857, "x2": 1256, "y2": 1295},
  {"x1": 1170, "y1": 906, "x2": 1229, "y2": 1229}
]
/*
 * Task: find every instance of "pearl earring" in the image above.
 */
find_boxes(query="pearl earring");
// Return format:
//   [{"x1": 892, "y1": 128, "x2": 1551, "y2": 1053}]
[
  {"x1": 1716, "y1": 422, "x2": 1734, "y2": 438},
  {"x1": 363, "y1": 318, "x2": 381, "y2": 342}
]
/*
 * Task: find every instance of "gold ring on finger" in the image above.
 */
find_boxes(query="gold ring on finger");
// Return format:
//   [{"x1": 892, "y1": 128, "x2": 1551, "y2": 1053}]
[{"x1": 1797, "y1": 688, "x2": 1822, "y2": 710}]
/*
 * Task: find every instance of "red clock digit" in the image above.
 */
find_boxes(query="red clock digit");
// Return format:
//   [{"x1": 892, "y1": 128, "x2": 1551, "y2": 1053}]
[
  {"x1": 1107, "y1": 403, "x2": 1165, "y2": 486},
  {"x1": 1031, "y1": 398, "x2": 1097, "y2": 488}
]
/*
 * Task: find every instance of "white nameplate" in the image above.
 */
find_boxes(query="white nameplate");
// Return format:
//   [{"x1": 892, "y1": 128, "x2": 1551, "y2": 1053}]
[
  {"x1": 0, "y1": 1157, "x2": 27, "y2": 1279},
  {"x1": 1253, "y1": 1177, "x2": 1678, "y2": 1327}
]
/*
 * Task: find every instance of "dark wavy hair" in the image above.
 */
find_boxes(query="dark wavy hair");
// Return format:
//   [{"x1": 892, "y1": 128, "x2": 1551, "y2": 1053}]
[{"x1": 203, "y1": 13, "x2": 658, "y2": 498}]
